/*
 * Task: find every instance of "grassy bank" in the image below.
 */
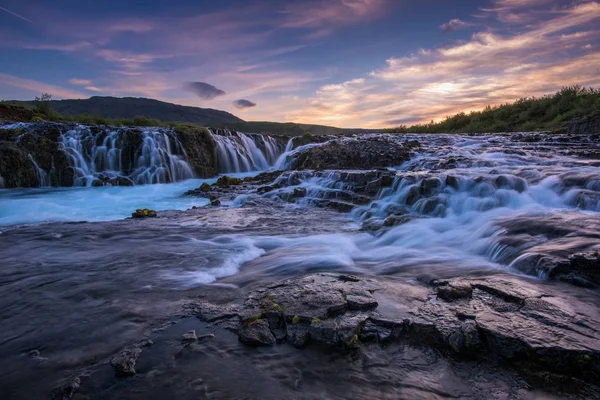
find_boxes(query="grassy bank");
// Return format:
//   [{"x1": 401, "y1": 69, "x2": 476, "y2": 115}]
[{"x1": 384, "y1": 86, "x2": 600, "y2": 134}]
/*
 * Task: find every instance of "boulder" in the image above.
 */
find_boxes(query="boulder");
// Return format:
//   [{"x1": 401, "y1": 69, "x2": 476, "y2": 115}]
[
  {"x1": 132, "y1": 208, "x2": 158, "y2": 218},
  {"x1": 215, "y1": 175, "x2": 242, "y2": 187},
  {"x1": 293, "y1": 187, "x2": 307, "y2": 197},
  {"x1": 51, "y1": 377, "x2": 80, "y2": 400},
  {"x1": 238, "y1": 319, "x2": 276, "y2": 346},
  {"x1": 550, "y1": 251, "x2": 600, "y2": 288},
  {"x1": 110, "y1": 347, "x2": 142, "y2": 377},
  {"x1": 182, "y1": 330, "x2": 198, "y2": 342}
]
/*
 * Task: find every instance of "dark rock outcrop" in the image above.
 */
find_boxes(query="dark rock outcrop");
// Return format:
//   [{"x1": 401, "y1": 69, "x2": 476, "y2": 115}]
[
  {"x1": 568, "y1": 111, "x2": 600, "y2": 135},
  {"x1": 193, "y1": 273, "x2": 600, "y2": 382},
  {"x1": 0, "y1": 124, "x2": 73, "y2": 187},
  {"x1": 110, "y1": 346, "x2": 142, "y2": 377},
  {"x1": 132, "y1": 208, "x2": 158, "y2": 218},
  {"x1": 172, "y1": 125, "x2": 216, "y2": 178},
  {"x1": 51, "y1": 376, "x2": 81, "y2": 400},
  {"x1": 288, "y1": 136, "x2": 414, "y2": 170},
  {"x1": 550, "y1": 252, "x2": 600, "y2": 288}
]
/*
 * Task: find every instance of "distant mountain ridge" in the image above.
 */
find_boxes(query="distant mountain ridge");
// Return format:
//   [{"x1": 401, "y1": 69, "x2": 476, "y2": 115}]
[
  {"x1": 18, "y1": 96, "x2": 245, "y2": 125},
  {"x1": 8, "y1": 96, "x2": 346, "y2": 135}
]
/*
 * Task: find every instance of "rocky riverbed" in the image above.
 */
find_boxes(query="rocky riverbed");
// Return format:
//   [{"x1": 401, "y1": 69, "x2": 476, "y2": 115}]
[{"x1": 0, "y1": 129, "x2": 599, "y2": 399}]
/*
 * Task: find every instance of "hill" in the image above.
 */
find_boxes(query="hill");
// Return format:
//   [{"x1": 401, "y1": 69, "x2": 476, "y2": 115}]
[
  {"x1": 3, "y1": 96, "x2": 345, "y2": 135},
  {"x1": 16, "y1": 96, "x2": 244, "y2": 125},
  {"x1": 4, "y1": 96, "x2": 345, "y2": 135},
  {"x1": 384, "y1": 86, "x2": 600, "y2": 134}
]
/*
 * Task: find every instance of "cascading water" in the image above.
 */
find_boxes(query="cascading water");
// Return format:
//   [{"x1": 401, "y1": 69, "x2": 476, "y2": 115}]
[
  {"x1": 0, "y1": 122, "x2": 288, "y2": 188},
  {"x1": 210, "y1": 129, "x2": 282, "y2": 173},
  {"x1": 27, "y1": 154, "x2": 50, "y2": 187},
  {"x1": 59, "y1": 126, "x2": 195, "y2": 186},
  {"x1": 273, "y1": 139, "x2": 331, "y2": 170},
  {"x1": 241, "y1": 133, "x2": 600, "y2": 279}
]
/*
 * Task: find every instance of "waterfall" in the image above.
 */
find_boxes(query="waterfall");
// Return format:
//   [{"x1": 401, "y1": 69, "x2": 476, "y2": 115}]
[
  {"x1": 59, "y1": 126, "x2": 195, "y2": 186},
  {"x1": 210, "y1": 129, "x2": 283, "y2": 173},
  {"x1": 273, "y1": 139, "x2": 330, "y2": 171},
  {"x1": 28, "y1": 154, "x2": 50, "y2": 187},
  {"x1": 1, "y1": 122, "x2": 286, "y2": 188}
]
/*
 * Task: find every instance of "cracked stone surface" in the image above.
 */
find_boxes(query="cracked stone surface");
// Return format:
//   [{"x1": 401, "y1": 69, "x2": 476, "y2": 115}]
[{"x1": 193, "y1": 273, "x2": 600, "y2": 382}]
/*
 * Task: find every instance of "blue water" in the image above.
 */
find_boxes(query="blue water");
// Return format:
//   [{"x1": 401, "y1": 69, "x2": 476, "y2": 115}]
[{"x1": 0, "y1": 178, "x2": 222, "y2": 226}]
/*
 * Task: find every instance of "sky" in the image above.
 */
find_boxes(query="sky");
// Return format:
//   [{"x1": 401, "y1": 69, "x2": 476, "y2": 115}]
[{"x1": 0, "y1": 0, "x2": 599, "y2": 128}]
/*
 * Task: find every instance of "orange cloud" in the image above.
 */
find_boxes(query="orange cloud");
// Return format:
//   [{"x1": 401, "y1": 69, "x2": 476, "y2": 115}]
[{"x1": 287, "y1": 1, "x2": 600, "y2": 128}]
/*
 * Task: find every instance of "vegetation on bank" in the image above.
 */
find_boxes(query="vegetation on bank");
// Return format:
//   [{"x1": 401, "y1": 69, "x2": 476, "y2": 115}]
[{"x1": 383, "y1": 86, "x2": 600, "y2": 134}]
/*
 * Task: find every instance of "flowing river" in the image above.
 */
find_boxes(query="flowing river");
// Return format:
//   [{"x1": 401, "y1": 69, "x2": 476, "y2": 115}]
[{"x1": 0, "y1": 131, "x2": 598, "y2": 399}]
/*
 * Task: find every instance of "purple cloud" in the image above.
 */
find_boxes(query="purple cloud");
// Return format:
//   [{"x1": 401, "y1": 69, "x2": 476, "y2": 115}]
[
  {"x1": 440, "y1": 19, "x2": 468, "y2": 32},
  {"x1": 233, "y1": 99, "x2": 257, "y2": 109},
  {"x1": 184, "y1": 81, "x2": 226, "y2": 100}
]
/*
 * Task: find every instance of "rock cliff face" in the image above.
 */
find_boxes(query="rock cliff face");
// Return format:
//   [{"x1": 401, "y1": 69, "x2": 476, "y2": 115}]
[
  {"x1": 0, "y1": 123, "x2": 283, "y2": 188},
  {"x1": 568, "y1": 111, "x2": 600, "y2": 135},
  {"x1": 0, "y1": 124, "x2": 73, "y2": 187}
]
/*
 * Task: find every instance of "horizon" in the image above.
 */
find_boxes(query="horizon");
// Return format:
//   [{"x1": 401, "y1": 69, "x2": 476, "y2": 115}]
[{"x1": 1, "y1": 0, "x2": 599, "y2": 128}]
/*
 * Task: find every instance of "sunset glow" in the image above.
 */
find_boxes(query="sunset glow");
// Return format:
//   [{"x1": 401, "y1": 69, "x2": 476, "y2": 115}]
[{"x1": 1, "y1": 0, "x2": 599, "y2": 127}]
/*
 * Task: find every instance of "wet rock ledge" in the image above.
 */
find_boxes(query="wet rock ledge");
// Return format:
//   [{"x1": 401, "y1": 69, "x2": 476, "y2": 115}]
[{"x1": 192, "y1": 273, "x2": 600, "y2": 382}]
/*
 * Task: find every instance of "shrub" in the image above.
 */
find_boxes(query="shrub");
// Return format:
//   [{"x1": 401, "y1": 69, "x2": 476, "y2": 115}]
[{"x1": 34, "y1": 93, "x2": 53, "y2": 116}]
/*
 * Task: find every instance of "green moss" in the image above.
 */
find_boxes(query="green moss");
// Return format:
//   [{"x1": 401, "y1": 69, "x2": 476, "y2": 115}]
[
  {"x1": 132, "y1": 208, "x2": 158, "y2": 218},
  {"x1": 292, "y1": 315, "x2": 301, "y2": 325},
  {"x1": 583, "y1": 354, "x2": 591, "y2": 361},
  {"x1": 311, "y1": 317, "x2": 321, "y2": 324},
  {"x1": 346, "y1": 334, "x2": 359, "y2": 347},
  {"x1": 216, "y1": 175, "x2": 243, "y2": 187},
  {"x1": 242, "y1": 313, "x2": 263, "y2": 327},
  {"x1": 199, "y1": 182, "x2": 211, "y2": 192}
]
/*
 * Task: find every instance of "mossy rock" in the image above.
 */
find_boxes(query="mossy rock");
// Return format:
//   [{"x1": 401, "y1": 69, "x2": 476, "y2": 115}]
[
  {"x1": 215, "y1": 175, "x2": 243, "y2": 187},
  {"x1": 132, "y1": 208, "x2": 158, "y2": 218},
  {"x1": 199, "y1": 182, "x2": 211, "y2": 192}
]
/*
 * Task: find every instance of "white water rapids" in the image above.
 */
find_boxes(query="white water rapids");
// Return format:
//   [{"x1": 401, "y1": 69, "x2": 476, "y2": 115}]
[{"x1": 1, "y1": 132, "x2": 598, "y2": 285}]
